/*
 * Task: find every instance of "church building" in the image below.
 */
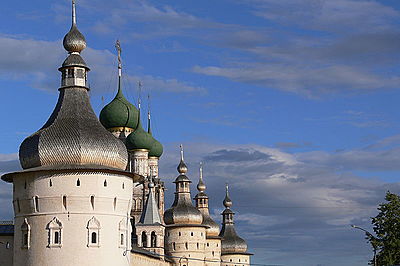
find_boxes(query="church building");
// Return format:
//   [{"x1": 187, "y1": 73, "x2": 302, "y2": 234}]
[{"x1": 0, "y1": 1, "x2": 253, "y2": 265}]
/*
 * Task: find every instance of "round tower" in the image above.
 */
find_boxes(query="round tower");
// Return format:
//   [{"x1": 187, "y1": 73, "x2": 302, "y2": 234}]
[
  {"x1": 126, "y1": 104, "x2": 154, "y2": 222},
  {"x1": 220, "y1": 184, "x2": 253, "y2": 266},
  {"x1": 99, "y1": 40, "x2": 139, "y2": 142},
  {"x1": 1, "y1": 2, "x2": 136, "y2": 265},
  {"x1": 164, "y1": 146, "x2": 207, "y2": 266},
  {"x1": 194, "y1": 163, "x2": 221, "y2": 265}
]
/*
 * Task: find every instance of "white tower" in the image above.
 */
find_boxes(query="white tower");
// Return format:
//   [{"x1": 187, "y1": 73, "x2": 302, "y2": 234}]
[
  {"x1": 1, "y1": 1, "x2": 135, "y2": 265},
  {"x1": 164, "y1": 146, "x2": 207, "y2": 266},
  {"x1": 194, "y1": 163, "x2": 221, "y2": 265}
]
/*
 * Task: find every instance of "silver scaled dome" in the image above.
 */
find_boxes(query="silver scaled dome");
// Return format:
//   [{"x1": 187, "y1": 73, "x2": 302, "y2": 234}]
[
  {"x1": 219, "y1": 184, "x2": 249, "y2": 254},
  {"x1": 194, "y1": 163, "x2": 220, "y2": 237},
  {"x1": 164, "y1": 146, "x2": 203, "y2": 225},
  {"x1": 63, "y1": 1, "x2": 86, "y2": 54},
  {"x1": 18, "y1": 0, "x2": 128, "y2": 171}
]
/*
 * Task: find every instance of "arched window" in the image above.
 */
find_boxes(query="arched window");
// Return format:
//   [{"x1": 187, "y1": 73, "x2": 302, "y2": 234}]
[
  {"x1": 90, "y1": 195, "x2": 95, "y2": 210},
  {"x1": 122, "y1": 182, "x2": 125, "y2": 189},
  {"x1": 49, "y1": 179, "x2": 52, "y2": 187},
  {"x1": 76, "y1": 179, "x2": 80, "y2": 186},
  {"x1": 91, "y1": 232, "x2": 97, "y2": 244},
  {"x1": 142, "y1": 231, "x2": 147, "y2": 247},
  {"x1": 151, "y1": 232, "x2": 156, "y2": 248},
  {"x1": 87, "y1": 217, "x2": 100, "y2": 247},
  {"x1": 63, "y1": 195, "x2": 67, "y2": 210},
  {"x1": 47, "y1": 217, "x2": 62, "y2": 248},
  {"x1": 113, "y1": 197, "x2": 117, "y2": 211},
  {"x1": 185, "y1": 242, "x2": 188, "y2": 250},
  {"x1": 21, "y1": 218, "x2": 30, "y2": 249},
  {"x1": 103, "y1": 180, "x2": 107, "y2": 187}
]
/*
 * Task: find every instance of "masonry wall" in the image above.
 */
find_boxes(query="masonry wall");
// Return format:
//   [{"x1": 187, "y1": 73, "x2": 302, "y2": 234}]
[
  {"x1": 221, "y1": 254, "x2": 251, "y2": 266},
  {"x1": 12, "y1": 171, "x2": 133, "y2": 266},
  {"x1": 130, "y1": 252, "x2": 172, "y2": 266}
]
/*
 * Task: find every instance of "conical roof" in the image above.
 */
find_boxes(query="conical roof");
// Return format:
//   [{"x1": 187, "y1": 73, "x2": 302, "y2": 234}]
[{"x1": 18, "y1": 0, "x2": 128, "y2": 171}]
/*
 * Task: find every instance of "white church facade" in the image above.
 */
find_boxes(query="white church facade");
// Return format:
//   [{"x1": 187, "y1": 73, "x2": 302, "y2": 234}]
[{"x1": 0, "y1": 1, "x2": 252, "y2": 265}]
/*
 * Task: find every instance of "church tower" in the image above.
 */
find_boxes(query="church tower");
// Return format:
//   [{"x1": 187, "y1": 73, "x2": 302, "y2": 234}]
[
  {"x1": 220, "y1": 185, "x2": 252, "y2": 266},
  {"x1": 135, "y1": 179, "x2": 165, "y2": 257},
  {"x1": 164, "y1": 146, "x2": 207, "y2": 266},
  {"x1": 194, "y1": 163, "x2": 221, "y2": 265},
  {"x1": 1, "y1": 1, "x2": 135, "y2": 265},
  {"x1": 99, "y1": 40, "x2": 139, "y2": 143}
]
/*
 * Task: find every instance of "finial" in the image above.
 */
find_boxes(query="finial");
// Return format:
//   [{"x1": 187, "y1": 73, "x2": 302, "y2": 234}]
[
  {"x1": 177, "y1": 144, "x2": 188, "y2": 174},
  {"x1": 197, "y1": 162, "x2": 206, "y2": 192},
  {"x1": 138, "y1": 81, "x2": 142, "y2": 109},
  {"x1": 63, "y1": 0, "x2": 86, "y2": 53},
  {"x1": 72, "y1": 0, "x2": 77, "y2": 25},
  {"x1": 147, "y1": 94, "x2": 152, "y2": 134},
  {"x1": 115, "y1": 40, "x2": 122, "y2": 74},
  {"x1": 223, "y1": 183, "x2": 233, "y2": 208}
]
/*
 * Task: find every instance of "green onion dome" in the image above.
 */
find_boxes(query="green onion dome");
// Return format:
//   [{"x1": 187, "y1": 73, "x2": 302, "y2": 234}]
[
  {"x1": 149, "y1": 138, "x2": 163, "y2": 158},
  {"x1": 126, "y1": 113, "x2": 154, "y2": 151},
  {"x1": 99, "y1": 88, "x2": 139, "y2": 130},
  {"x1": 147, "y1": 115, "x2": 163, "y2": 158}
]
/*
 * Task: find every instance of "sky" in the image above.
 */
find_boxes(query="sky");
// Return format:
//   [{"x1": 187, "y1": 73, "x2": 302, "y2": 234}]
[{"x1": 0, "y1": 0, "x2": 400, "y2": 265}]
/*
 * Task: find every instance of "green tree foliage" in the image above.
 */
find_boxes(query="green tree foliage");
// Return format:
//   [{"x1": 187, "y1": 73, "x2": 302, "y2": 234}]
[{"x1": 369, "y1": 191, "x2": 400, "y2": 266}]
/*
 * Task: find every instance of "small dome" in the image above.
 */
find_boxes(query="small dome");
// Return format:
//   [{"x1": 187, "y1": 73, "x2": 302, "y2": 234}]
[
  {"x1": 220, "y1": 223, "x2": 248, "y2": 253},
  {"x1": 148, "y1": 138, "x2": 163, "y2": 157},
  {"x1": 100, "y1": 89, "x2": 139, "y2": 130},
  {"x1": 62, "y1": 53, "x2": 88, "y2": 68},
  {"x1": 63, "y1": 24, "x2": 86, "y2": 53},
  {"x1": 202, "y1": 214, "x2": 220, "y2": 237},
  {"x1": 126, "y1": 122, "x2": 153, "y2": 151}
]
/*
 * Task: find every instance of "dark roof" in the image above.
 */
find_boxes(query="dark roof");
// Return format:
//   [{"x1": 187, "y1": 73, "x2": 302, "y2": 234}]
[{"x1": 0, "y1": 222, "x2": 14, "y2": 236}]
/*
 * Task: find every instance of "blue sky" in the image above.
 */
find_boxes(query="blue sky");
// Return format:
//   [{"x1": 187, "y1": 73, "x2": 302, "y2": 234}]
[{"x1": 1, "y1": 0, "x2": 400, "y2": 265}]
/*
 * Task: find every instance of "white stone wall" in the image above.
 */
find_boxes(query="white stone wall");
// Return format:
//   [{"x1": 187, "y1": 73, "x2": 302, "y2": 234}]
[
  {"x1": 136, "y1": 224, "x2": 165, "y2": 257},
  {"x1": 221, "y1": 254, "x2": 251, "y2": 266},
  {"x1": 12, "y1": 171, "x2": 133, "y2": 266},
  {"x1": 130, "y1": 252, "x2": 171, "y2": 266},
  {"x1": 165, "y1": 226, "x2": 206, "y2": 266},
  {"x1": 0, "y1": 235, "x2": 13, "y2": 266},
  {"x1": 204, "y1": 238, "x2": 221, "y2": 265}
]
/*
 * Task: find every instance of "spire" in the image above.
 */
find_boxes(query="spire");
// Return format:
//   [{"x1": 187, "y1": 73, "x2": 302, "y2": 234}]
[
  {"x1": 223, "y1": 183, "x2": 233, "y2": 209},
  {"x1": 115, "y1": 40, "x2": 122, "y2": 95},
  {"x1": 147, "y1": 94, "x2": 152, "y2": 135},
  {"x1": 139, "y1": 181, "x2": 162, "y2": 225},
  {"x1": 177, "y1": 144, "x2": 188, "y2": 174},
  {"x1": 197, "y1": 162, "x2": 206, "y2": 192},
  {"x1": 72, "y1": 0, "x2": 77, "y2": 25},
  {"x1": 136, "y1": 81, "x2": 143, "y2": 130},
  {"x1": 63, "y1": 0, "x2": 86, "y2": 54}
]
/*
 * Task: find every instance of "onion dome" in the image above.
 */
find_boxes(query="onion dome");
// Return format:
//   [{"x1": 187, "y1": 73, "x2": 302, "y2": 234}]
[
  {"x1": 125, "y1": 108, "x2": 153, "y2": 151},
  {"x1": 63, "y1": 0, "x2": 86, "y2": 54},
  {"x1": 220, "y1": 184, "x2": 249, "y2": 254},
  {"x1": 17, "y1": 0, "x2": 128, "y2": 171},
  {"x1": 99, "y1": 87, "x2": 139, "y2": 130},
  {"x1": 99, "y1": 41, "x2": 139, "y2": 130},
  {"x1": 164, "y1": 146, "x2": 203, "y2": 225},
  {"x1": 147, "y1": 111, "x2": 163, "y2": 158},
  {"x1": 194, "y1": 163, "x2": 220, "y2": 237}
]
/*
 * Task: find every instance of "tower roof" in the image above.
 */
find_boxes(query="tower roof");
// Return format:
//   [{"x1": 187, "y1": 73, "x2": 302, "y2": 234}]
[
  {"x1": 17, "y1": 0, "x2": 128, "y2": 171},
  {"x1": 126, "y1": 102, "x2": 154, "y2": 151},
  {"x1": 99, "y1": 40, "x2": 139, "y2": 130},
  {"x1": 138, "y1": 182, "x2": 163, "y2": 225},
  {"x1": 194, "y1": 163, "x2": 220, "y2": 237},
  {"x1": 164, "y1": 146, "x2": 203, "y2": 226},
  {"x1": 63, "y1": 0, "x2": 86, "y2": 54},
  {"x1": 147, "y1": 103, "x2": 163, "y2": 158},
  {"x1": 220, "y1": 184, "x2": 249, "y2": 254}
]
